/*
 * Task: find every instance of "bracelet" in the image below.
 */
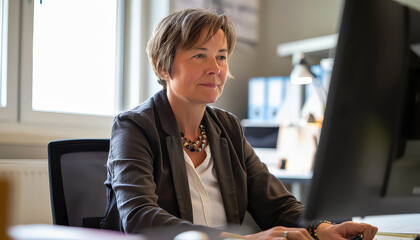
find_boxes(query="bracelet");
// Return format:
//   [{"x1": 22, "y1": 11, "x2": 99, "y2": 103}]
[{"x1": 307, "y1": 220, "x2": 332, "y2": 240}]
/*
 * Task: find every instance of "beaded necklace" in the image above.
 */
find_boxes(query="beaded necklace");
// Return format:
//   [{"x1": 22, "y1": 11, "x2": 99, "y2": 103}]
[{"x1": 181, "y1": 123, "x2": 207, "y2": 152}]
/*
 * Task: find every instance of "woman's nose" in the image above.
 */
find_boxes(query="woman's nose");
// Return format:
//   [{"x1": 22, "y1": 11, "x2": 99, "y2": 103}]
[{"x1": 205, "y1": 58, "x2": 221, "y2": 76}]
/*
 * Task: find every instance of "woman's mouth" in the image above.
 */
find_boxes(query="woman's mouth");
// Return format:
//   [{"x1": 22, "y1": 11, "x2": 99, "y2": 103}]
[{"x1": 201, "y1": 83, "x2": 218, "y2": 88}]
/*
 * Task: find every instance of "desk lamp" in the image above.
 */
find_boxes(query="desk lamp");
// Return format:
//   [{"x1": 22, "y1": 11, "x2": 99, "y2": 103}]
[
  {"x1": 290, "y1": 53, "x2": 328, "y2": 111},
  {"x1": 290, "y1": 53, "x2": 314, "y2": 85}
]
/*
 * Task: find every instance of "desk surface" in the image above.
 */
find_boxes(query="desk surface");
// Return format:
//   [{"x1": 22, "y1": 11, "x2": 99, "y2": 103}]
[{"x1": 9, "y1": 223, "x2": 419, "y2": 240}]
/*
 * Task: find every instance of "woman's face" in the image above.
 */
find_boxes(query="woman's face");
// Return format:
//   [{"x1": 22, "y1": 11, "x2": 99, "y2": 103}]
[{"x1": 166, "y1": 28, "x2": 229, "y2": 105}]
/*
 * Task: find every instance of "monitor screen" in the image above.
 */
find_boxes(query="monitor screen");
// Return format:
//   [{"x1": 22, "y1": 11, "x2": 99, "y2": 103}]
[{"x1": 304, "y1": 0, "x2": 420, "y2": 221}]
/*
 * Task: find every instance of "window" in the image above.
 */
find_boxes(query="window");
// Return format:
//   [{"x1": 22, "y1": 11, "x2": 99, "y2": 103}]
[
  {"x1": 31, "y1": 0, "x2": 118, "y2": 116},
  {"x1": 19, "y1": 0, "x2": 123, "y2": 129}
]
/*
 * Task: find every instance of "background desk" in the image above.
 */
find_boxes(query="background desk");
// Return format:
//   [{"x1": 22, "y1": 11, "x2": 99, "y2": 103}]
[{"x1": 254, "y1": 147, "x2": 312, "y2": 201}]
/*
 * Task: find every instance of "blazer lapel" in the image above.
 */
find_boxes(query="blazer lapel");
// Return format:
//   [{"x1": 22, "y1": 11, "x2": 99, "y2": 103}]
[
  {"x1": 153, "y1": 90, "x2": 193, "y2": 222},
  {"x1": 204, "y1": 111, "x2": 241, "y2": 224}
]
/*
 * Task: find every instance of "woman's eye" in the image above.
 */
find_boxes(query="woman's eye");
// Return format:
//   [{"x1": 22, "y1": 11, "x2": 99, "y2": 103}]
[
  {"x1": 193, "y1": 54, "x2": 205, "y2": 58},
  {"x1": 217, "y1": 55, "x2": 227, "y2": 61}
]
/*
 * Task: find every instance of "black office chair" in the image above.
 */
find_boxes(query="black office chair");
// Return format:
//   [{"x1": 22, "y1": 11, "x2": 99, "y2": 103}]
[{"x1": 48, "y1": 139, "x2": 110, "y2": 228}]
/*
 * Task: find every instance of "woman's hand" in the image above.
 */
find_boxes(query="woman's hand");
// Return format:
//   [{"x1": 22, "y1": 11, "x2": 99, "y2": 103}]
[
  {"x1": 316, "y1": 221, "x2": 378, "y2": 240},
  {"x1": 243, "y1": 226, "x2": 314, "y2": 240}
]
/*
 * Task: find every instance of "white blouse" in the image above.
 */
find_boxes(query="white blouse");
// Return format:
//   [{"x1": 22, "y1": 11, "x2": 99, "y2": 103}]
[{"x1": 183, "y1": 145, "x2": 228, "y2": 228}]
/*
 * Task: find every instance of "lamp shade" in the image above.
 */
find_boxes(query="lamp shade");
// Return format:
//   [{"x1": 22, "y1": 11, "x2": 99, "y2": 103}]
[{"x1": 290, "y1": 63, "x2": 313, "y2": 85}]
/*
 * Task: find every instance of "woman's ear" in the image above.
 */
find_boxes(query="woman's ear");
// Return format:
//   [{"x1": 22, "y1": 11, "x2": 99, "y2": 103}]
[{"x1": 161, "y1": 72, "x2": 169, "y2": 79}]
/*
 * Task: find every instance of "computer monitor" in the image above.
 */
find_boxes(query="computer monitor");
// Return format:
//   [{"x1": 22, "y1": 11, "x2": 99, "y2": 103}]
[{"x1": 304, "y1": 0, "x2": 420, "y2": 221}]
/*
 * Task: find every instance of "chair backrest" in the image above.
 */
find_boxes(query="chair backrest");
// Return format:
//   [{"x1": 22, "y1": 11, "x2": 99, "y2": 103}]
[{"x1": 48, "y1": 139, "x2": 110, "y2": 228}]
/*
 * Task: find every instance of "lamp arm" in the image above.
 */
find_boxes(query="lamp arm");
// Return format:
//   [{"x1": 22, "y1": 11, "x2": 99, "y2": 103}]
[{"x1": 310, "y1": 73, "x2": 328, "y2": 109}]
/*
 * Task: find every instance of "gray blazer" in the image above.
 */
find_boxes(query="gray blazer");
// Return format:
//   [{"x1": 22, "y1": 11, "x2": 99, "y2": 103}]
[{"x1": 101, "y1": 90, "x2": 305, "y2": 235}]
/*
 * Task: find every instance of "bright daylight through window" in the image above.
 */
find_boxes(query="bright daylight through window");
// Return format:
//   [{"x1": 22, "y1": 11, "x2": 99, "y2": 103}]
[
  {"x1": 32, "y1": 0, "x2": 118, "y2": 116},
  {"x1": 0, "y1": 0, "x2": 7, "y2": 108}
]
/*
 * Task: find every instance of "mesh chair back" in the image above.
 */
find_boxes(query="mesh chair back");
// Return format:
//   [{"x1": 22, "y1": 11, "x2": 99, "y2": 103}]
[{"x1": 48, "y1": 139, "x2": 109, "y2": 228}]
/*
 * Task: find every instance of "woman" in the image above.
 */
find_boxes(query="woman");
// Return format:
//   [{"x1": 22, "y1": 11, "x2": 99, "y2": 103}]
[{"x1": 101, "y1": 8, "x2": 378, "y2": 240}]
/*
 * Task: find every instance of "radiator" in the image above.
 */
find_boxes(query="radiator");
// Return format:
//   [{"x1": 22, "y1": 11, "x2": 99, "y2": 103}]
[{"x1": 0, "y1": 159, "x2": 52, "y2": 226}]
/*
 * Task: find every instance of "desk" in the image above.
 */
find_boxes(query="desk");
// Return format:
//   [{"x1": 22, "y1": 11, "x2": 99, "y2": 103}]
[
  {"x1": 8, "y1": 224, "x2": 143, "y2": 240},
  {"x1": 268, "y1": 167, "x2": 312, "y2": 201},
  {"x1": 9, "y1": 222, "x2": 419, "y2": 240},
  {"x1": 254, "y1": 148, "x2": 312, "y2": 201}
]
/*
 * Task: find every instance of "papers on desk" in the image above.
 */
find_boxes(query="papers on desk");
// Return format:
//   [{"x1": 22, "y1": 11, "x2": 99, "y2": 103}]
[
  {"x1": 9, "y1": 224, "x2": 144, "y2": 240},
  {"x1": 353, "y1": 214, "x2": 420, "y2": 240}
]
